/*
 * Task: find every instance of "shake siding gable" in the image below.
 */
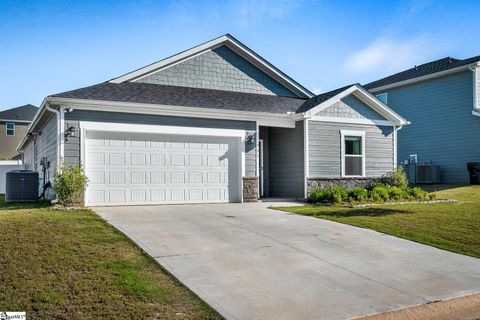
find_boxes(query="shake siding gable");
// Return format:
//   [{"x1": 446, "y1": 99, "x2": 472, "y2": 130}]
[
  {"x1": 316, "y1": 95, "x2": 387, "y2": 121},
  {"x1": 136, "y1": 46, "x2": 297, "y2": 97}
]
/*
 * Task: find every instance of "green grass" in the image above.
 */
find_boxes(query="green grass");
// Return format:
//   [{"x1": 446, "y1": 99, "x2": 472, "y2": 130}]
[
  {"x1": 0, "y1": 195, "x2": 222, "y2": 320},
  {"x1": 277, "y1": 185, "x2": 480, "y2": 258}
]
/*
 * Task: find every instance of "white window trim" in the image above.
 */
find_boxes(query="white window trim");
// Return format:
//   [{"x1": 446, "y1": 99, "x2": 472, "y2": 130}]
[
  {"x1": 341, "y1": 129, "x2": 366, "y2": 178},
  {"x1": 6, "y1": 122, "x2": 15, "y2": 136},
  {"x1": 376, "y1": 93, "x2": 388, "y2": 104}
]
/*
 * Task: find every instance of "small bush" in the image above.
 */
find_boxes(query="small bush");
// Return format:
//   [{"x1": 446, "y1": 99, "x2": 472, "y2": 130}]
[
  {"x1": 308, "y1": 186, "x2": 348, "y2": 204},
  {"x1": 348, "y1": 188, "x2": 369, "y2": 202},
  {"x1": 382, "y1": 167, "x2": 409, "y2": 190},
  {"x1": 388, "y1": 186, "x2": 405, "y2": 201},
  {"x1": 308, "y1": 188, "x2": 327, "y2": 203},
  {"x1": 409, "y1": 187, "x2": 428, "y2": 201},
  {"x1": 370, "y1": 183, "x2": 390, "y2": 202},
  {"x1": 53, "y1": 162, "x2": 89, "y2": 207}
]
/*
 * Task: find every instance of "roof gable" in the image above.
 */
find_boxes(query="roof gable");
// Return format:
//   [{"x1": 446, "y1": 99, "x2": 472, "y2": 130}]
[
  {"x1": 316, "y1": 95, "x2": 387, "y2": 121},
  {"x1": 109, "y1": 34, "x2": 313, "y2": 98},
  {"x1": 135, "y1": 45, "x2": 298, "y2": 97},
  {"x1": 0, "y1": 104, "x2": 37, "y2": 122},
  {"x1": 299, "y1": 84, "x2": 408, "y2": 126}
]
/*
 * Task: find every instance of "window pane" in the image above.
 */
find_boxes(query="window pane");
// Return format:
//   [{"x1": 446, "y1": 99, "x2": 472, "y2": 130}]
[
  {"x1": 6, "y1": 123, "x2": 14, "y2": 130},
  {"x1": 345, "y1": 136, "x2": 362, "y2": 155},
  {"x1": 345, "y1": 156, "x2": 362, "y2": 176}
]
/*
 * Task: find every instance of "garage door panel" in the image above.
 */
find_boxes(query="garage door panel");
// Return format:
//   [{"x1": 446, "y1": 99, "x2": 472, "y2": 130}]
[{"x1": 85, "y1": 131, "x2": 240, "y2": 206}]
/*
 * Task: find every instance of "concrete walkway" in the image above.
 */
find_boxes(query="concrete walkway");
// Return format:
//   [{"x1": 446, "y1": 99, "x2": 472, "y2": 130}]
[{"x1": 95, "y1": 202, "x2": 480, "y2": 320}]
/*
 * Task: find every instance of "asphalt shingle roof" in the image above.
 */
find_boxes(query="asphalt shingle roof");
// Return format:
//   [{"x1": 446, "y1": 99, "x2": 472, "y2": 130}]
[
  {"x1": 364, "y1": 55, "x2": 480, "y2": 90},
  {"x1": 51, "y1": 82, "x2": 307, "y2": 114},
  {"x1": 0, "y1": 104, "x2": 37, "y2": 121},
  {"x1": 296, "y1": 84, "x2": 355, "y2": 113}
]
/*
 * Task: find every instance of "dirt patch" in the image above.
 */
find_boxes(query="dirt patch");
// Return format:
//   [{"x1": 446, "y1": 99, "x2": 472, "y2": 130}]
[{"x1": 356, "y1": 293, "x2": 480, "y2": 320}]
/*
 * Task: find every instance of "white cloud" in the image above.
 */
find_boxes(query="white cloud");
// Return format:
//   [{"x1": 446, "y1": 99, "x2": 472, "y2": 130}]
[
  {"x1": 344, "y1": 35, "x2": 445, "y2": 75},
  {"x1": 312, "y1": 87, "x2": 322, "y2": 95}
]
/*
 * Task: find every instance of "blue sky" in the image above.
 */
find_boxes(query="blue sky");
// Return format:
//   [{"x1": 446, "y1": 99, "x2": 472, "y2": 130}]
[{"x1": 1, "y1": 0, "x2": 479, "y2": 110}]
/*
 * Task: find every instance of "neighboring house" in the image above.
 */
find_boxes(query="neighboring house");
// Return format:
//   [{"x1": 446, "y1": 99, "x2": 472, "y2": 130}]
[
  {"x1": 0, "y1": 104, "x2": 37, "y2": 160},
  {"x1": 365, "y1": 56, "x2": 480, "y2": 183},
  {"x1": 18, "y1": 34, "x2": 407, "y2": 205}
]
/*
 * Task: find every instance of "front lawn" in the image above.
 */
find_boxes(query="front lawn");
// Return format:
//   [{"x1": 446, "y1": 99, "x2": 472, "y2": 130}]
[
  {"x1": 0, "y1": 196, "x2": 221, "y2": 319},
  {"x1": 277, "y1": 185, "x2": 480, "y2": 258}
]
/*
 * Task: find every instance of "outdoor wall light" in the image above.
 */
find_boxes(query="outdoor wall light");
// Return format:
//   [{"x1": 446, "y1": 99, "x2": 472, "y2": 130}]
[
  {"x1": 245, "y1": 131, "x2": 256, "y2": 143},
  {"x1": 64, "y1": 126, "x2": 76, "y2": 139}
]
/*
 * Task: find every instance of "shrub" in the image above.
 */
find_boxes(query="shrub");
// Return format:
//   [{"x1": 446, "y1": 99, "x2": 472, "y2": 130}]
[
  {"x1": 409, "y1": 187, "x2": 428, "y2": 201},
  {"x1": 308, "y1": 186, "x2": 348, "y2": 204},
  {"x1": 308, "y1": 188, "x2": 326, "y2": 203},
  {"x1": 370, "y1": 183, "x2": 390, "y2": 202},
  {"x1": 348, "y1": 188, "x2": 369, "y2": 202},
  {"x1": 327, "y1": 186, "x2": 348, "y2": 203},
  {"x1": 388, "y1": 186, "x2": 406, "y2": 201},
  {"x1": 382, "y1": 167, "x2": 409, "y2": 190},
  {"x1": 53, "y1": 162, "x2": 89, "y2": 207}
]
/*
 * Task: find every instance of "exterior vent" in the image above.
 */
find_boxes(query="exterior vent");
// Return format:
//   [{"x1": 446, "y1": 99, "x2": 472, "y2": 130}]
[
  {"x1": 415, "y1": 165, "x2": 441, "y2": 184},
  {"x1": 5, "y1": 170, "x2": 39, "y2": 203}
]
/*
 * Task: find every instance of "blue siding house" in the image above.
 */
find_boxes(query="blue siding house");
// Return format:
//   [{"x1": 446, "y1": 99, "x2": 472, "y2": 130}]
[{"x1": 365, "y1": 56, "x2": 480, "y2": 183}]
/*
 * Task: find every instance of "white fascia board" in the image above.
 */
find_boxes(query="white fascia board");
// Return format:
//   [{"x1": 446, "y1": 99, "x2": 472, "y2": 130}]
[
  {"x1": 49, "y1": 97, "x2": 297, "y2": 128},
  {"x1": 303, "y1": 85, "x2": 408, "y2": 126},
  {"x1": 0, "y1": 119, "x2": 31, "y2": 124},
  {"x1": 368, "y1": 64, "x2": 475, "y2": 93},
  {"x1": 80, "y1": 121, "x2": 246, "y2": 138},
  {"x1": 109, "y1": 34, "x2": 313, "y2": 98},
  {"x1": 309, "y1": 116, "x2": 394, "y2": 127},
  {"x1": 17, "y1": 98, "x2": 49, "y2": 152}
]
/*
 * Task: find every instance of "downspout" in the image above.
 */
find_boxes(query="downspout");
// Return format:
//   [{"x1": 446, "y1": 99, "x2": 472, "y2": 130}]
[{"x1": 393, "y1": 125, "x2": 403, "y2": 169}]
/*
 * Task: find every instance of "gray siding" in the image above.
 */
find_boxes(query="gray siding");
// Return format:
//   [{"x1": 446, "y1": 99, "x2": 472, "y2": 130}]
[
  {"x1": 35, "y1": 114, "x2": 57, "y2": 199},
  {"x1": 23, "y1": 141, "x2": 34, "y2": 170},
  {"x1": 308, "y1": 121, "x2": 394, "y2": 178},
  {"x1": 268, "y1": 121, "x2": 304, "y2": 198},
  {"x1": 136, "y1": 45, "x2": 297, "y2": 97},
  {"x1": 316, "y1": 95, "x2": 386, "y2": 120},
  {"x1": 64, "y1": 121, "x2": 80, "y2": 165},
  {"x1": 378, "y1": 70, "x2": 480, "y2": 183},
  {"x1": 65, "y1": 110, "x2": 257, "y2": 177}
]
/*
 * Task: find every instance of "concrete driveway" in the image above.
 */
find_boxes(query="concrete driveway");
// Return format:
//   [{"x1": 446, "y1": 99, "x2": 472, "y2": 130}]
[{"x1": 95, "y1": 203, "x2": 480, "y2": 320}]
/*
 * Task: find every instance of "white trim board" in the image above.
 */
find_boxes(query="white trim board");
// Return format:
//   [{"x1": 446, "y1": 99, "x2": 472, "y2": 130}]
[
  {"x1": 109, "y1": 34, "x2": 313, "y2": 98},
  {"x1": 79, "y1": 121, "x2": 246, "y2": 138},
  {"x1": 309, "y1": 116, "x2": 394, "y2": 127}
]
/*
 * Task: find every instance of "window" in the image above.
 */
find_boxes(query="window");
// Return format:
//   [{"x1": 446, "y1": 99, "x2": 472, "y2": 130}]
[
  {"x1": 6, "y1": 122, "x2": 15, "y2": 136},
  {"x1": 376, "y1": 93, "x2": 388, "y2": 104},
  {"x1": 341, "y1": 130, "x2": 365, "y2": 177}
]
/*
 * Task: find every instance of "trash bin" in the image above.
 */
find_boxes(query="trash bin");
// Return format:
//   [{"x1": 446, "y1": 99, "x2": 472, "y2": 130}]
[{"x1": 467, "y1": 162, "x2": 480, "y2": 184}]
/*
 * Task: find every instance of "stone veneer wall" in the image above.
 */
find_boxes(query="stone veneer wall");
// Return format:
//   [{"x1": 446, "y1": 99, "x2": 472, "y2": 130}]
[
  {"x1": 307, "y1": 177, "x2": 380, "y2": 195},
  {"x1": 242, "y1": 177, "x2": 259, "y2": 202}
]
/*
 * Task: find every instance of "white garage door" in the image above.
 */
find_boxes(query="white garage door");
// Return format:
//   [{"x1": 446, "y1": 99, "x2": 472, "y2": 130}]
[{"x1": 85, "y1": 131, "x2": 241, "y2": 206}]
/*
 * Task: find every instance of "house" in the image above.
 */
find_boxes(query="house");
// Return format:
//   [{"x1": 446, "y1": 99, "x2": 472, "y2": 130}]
[
  {"x1": 17, "y1": 34, "x2": 407, "y2": 205},
  {"x1": 365, "y1": 56, "x2": 480, "y2": 183},
  {"x1": 0, "y1": 104, "x2": 37, "y2": 160}
]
